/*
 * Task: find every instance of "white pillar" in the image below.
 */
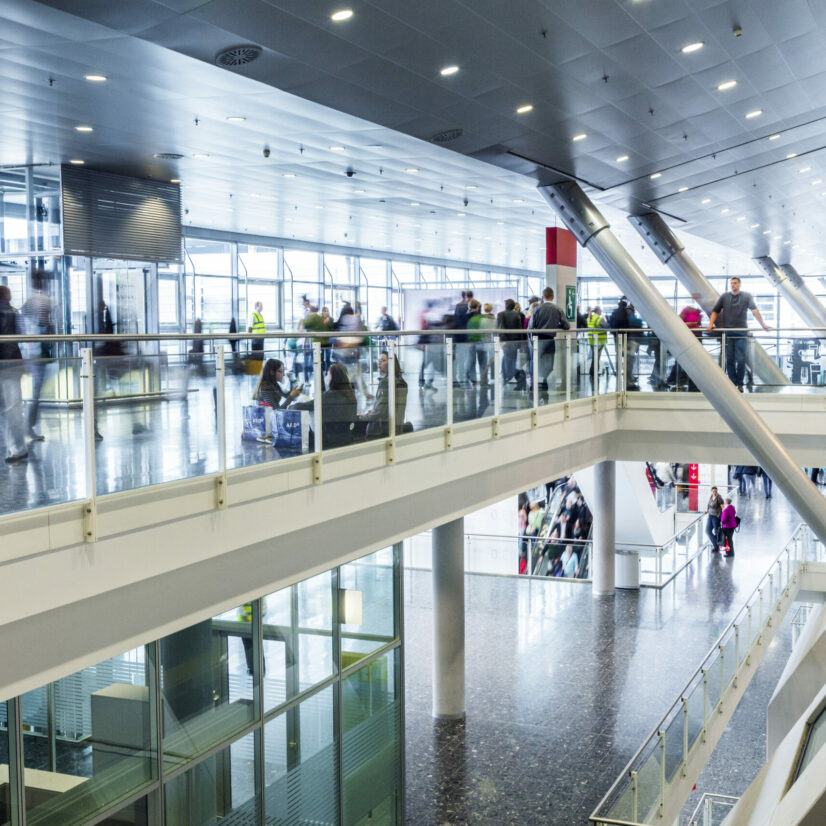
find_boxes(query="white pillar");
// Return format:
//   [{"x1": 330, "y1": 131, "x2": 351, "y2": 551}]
[
  {"x1": 593, "y1": 460, "x2": 616, "y2": 597},
  {"x1": 432, "y1": 517, "x2": 465, "y2": 719}
]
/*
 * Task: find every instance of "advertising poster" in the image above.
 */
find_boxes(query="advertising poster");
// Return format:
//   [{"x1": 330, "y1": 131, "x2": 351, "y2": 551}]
[{"x1": 402, "y1": 287, "x2": 515, "y2": 330}]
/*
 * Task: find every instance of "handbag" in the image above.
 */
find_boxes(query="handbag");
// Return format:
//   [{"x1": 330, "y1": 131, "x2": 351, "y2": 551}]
[{"x1": 272, "y1": 408, "x2": 310, "y2": 453}]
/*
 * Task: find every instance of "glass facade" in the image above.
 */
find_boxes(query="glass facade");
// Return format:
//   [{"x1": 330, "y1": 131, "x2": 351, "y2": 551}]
[{"x1": 0, "y1": 547, "x2": 402, "y2": 825}]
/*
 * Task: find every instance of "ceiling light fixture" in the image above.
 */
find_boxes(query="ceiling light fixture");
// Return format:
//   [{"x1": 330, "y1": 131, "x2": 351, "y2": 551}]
[
  {"x1": 701, "y1": 198, "x2": 711, "y2": 204},
  {"x1": 745, "y1": 109, "x2": 763, "y2": 119},
  {"x1": 69, "y1": 159, "x2": 85, "y2": 165},
  {"x1": 736, "y1": 215, "x2": 746, "y2": 221},
  {"x1": 787, "y1": 153, "x2": 798, "y2": 159},
  {"x1": 572, "y1": 133, "x2": 587, "y2": 142},
  {"x1": 769, "y1": 133, "x2": 781, "y2": 140},
  {"x1": 678, "y1": 186, "x2": 688, "y2": 192},
  {"x1": 516, "y1": 104, "x2": 534, "y2": 114},
  {"x1": 750, "y1": 223, "x2": 760, "y2": 228},
  {"x1": 353, "y1": 188, "x2": 365, "y2": 193},
  {"x1": 763, "y1": 230, "x2": 772, "y2": 235},
  {"x1": 681, "y1": 41, "x2": 704, "y2": 53},
  {"x1": 193, "y1": 153, "x2": 210, "y2": 159},
  {"x1": 784, "y1": 240, "x2": 792, "y2": 245},
  {"x1": 283, "y1": 173, "x2": 295, "y2": 179},
  {"x1": 799, "y1": 167, "x2": 812, "y2": 173},
  {"x1": 330, "y1": 9, "x2": 353, "y2": 21},
  {"x1": 512, "y1": 198, "x2": 525, "y2": 204},
  {"x1": 410, "y1": 202, "x2": 420, "y2": 206},
  {"x1": 721, "y1": 208, "x2": 730, "y2": 214},
  {"x1": 329, "y1": 145, "x2": 345, "y2": 151},
  {"x1": 226, "y1": 116, "x2": 246, "y2": 123},
  {"x1": 465, "y1": 185, "x2": 478, "y2": 190},
  {"x1": 75, "y1": 125, "x2": 94, "y2": 132},
  {"x1": 406, "y1": 167, "x2": 419, "y2": 173},
  {"x1": 717, "y1": 80, "x2": 737, "y2": 91},
  {"x1": 440, "y1": 65, "x2": 459, "y2": 76},
  {"x1": 84, "y1": 74, "x2": 107, "y2": 82},
  {"x1": 616, "y1": 155, "x2": 629, "y2": 163},
  {"x1": 813, "y1": 180, "x2": 823, "y2": 185},
  {"x1": 650, "y1": 172, "x2": 662, "y2": 179},
  {"x1": 457, "y1": 212, "x2": 466, "y2": 217},
  {"x1": 170, "y1": 178, "x2": 181, "y2": 183}
]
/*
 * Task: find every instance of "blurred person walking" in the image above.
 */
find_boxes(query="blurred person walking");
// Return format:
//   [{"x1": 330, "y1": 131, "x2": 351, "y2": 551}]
[
  {"x1": 21, "y1": 271, "x2": 54, "y2": 441},
  {"x1": 527, "y1": 287, "x2": 569, "y2": 400},
  {"x1": 497, "y1": 299, "x2": 525, "y2": 386},
  {"x1": 248, "y1": 301, "x2": 266, "y2": 360},
  {"x1": 0, "y1": 286, "x2": 27, "y2": 462}
]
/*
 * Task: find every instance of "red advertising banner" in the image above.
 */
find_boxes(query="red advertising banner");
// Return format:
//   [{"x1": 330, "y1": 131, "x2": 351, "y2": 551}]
[{"x1": 689, "y1": 463, "x2": 699, "y2": 511}]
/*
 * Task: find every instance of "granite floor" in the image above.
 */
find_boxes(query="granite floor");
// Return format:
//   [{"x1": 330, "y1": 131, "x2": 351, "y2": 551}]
[{"x1": 403, "y1": 487, "x2": 807, "y2": 825}]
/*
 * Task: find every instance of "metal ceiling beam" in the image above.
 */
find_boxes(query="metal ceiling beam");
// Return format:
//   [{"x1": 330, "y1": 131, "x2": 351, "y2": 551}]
[
  {"x1": 539, "y1": 180, "x2": 826, "y2": 546},
  {"x1": 754, "y1": 256, "x2": 826, "y2": 329},
  {"x1": 629, "y1": 212, "x2": 788, "y2": 386}
]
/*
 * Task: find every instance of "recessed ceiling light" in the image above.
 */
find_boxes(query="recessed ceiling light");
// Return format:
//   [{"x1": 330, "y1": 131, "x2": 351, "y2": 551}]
[
  {"x1": 799, "y1": 167, "x2": 812, "y2": 173},
  {"x1": 745, "y1": 109, "x2": 763, "y2": 119},
  {"x1": 170, "y1": 178, "x2": 181, "y2": 184},
  {"x1": 813, "y1": 180, "x2": 822, "y2": 185},
  {"x1": 465, "y1": 185, "x2": 478, "y2": 190},
  {"x1": 410, "y1": 202, "x2": 420, "y2": 206},
  {"x1": 250, "y1": 193, "x2": 260, "y2": 198},
  {"x1": 456, "y1": 212, "x2": 466, "y2": 217},
  {"x1": 440, "y1": 65, "x2": 459, "y2": 76},
  {"x1": 353, "y1": 188, "x2": 365, "y2": 193},
  {"x1": 681, "y1": 41, "x2": 704, "y2": 54},
  {"x1": 69, "y1": 159, "x2": 85, "y2": 165},
  {"x1": 516, "y1": 104, "x2": 534, "y2": 114},
  {"x1": 750, "y1": 223, "x2": 760, "y2": 228},
  {"x1": 721, "y1": 208, "x2": 730, "y2": 214},
  {"x1": 736, "y1": 215, "x2": 746, "y2": 221},
  {"x1": 763, "y1": 229, "x2": 772, "y2": 235},
  {"x1": 193, "y1": 153, "x2": 210, "y2": 159},
  {"x1": 512, "y1": 198, "x2": 525, "y2": 203},
  {"x1": 84, "y1": 74, "x2": 107, "y2": 82},
  {"x1": 787, "y1": 153, "x2": 798, "y2": 159},
  {"x1": 572, "y1": 133, "x2": 587, "y2": 142},
  {"x1": 717, "y1": 80, "x2": 737, "y2": 91},
  {"x1": 75, "y1": 125, "x2": 94, "y2": 132},
  {"x1": 616, "y1": 155, "x2": 629, "y2": 163},
  {"x1": 650, "y1": 172, "x2": 662, "y2": 179},
  {"x1": 315, "y1": 205, "x2": 324, "y2": 209},
  {"x1": 329, "y1": 145, "x2": 346, "y2": 152},
  {"x1": 405, "y1": 167, "x2": 419, "y2": 173},
  {"x1": 226, "y1": 116, "x2": 246, "y2": 123},
  {"x1": 701, "y1": 198, "x2": 711, "y2": 204},
  {"x1": 330, "y1": 9, "x2": 353, "y2": 21},
  {"x1": 496, "y1": 221, "x2": 505, "y2": 225},
  {"x1": 678, "y1": 186, "x2": 688, "y2": 192},
  {"x1": 283, "y1": 173, "x2": 295, "y2": 178},
  {"x1": 784, "y1": 240, "x2": 792, "y2": 245},
  {"x1": 769, "y1": 133, "x2": 781, "y2": 140}
]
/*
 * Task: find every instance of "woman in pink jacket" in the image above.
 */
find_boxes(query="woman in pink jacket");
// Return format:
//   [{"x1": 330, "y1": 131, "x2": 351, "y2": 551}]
[{"x1": 720, "y1": 498, "x2": 737, "y2": 557}]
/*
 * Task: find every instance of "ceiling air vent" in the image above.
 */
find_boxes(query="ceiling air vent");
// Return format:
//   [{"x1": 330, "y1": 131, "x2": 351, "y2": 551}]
[
  {"x1": 431, "y1": 128, "x2": 464, "y2": 145},
  {"x1": 216, "y1": 45, "x2": 262, "y2": 67},
  {"x1": 154, "y1": 153, "x2": 183, "y2": 160}
]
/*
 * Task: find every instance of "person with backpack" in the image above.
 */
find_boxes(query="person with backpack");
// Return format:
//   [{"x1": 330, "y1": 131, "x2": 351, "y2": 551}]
[{"x1": 720, "y1": 497, "x2": 738, "y2": 557}]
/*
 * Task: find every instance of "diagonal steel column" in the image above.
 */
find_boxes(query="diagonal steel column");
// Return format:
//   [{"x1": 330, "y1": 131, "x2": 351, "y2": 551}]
[
  {"x1": 754, "y1": 256, "x2": 826, "y2": 329},
  {"x1": 539, "y1": 181, "x2": 826, "y2": 545},
  {"x1": 630, "y1": 213, "x2": 788, "y2": 386}
]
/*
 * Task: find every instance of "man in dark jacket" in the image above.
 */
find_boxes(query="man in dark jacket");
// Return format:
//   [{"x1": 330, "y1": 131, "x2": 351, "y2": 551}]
[
  {"x1": 497, "y1": 298, "x2": 524, "y2": 382},
  {"x1": 0, "y1": 286, "x2": 27, "y2": 462},
  {"x1": 527, "y1": 287, "x2": 570, "y2": 394}
]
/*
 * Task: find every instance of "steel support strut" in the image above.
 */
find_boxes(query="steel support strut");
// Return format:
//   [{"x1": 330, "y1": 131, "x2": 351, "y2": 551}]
[
  {"x1": 630, "y1": 213, "x2": 788, "y2": 387},
  {"x1": 754, "y1": 257, "x2": 826, "y2": 329},
  {"x1": 539, "y1": 181, "x2": 826, "y2": 546}
]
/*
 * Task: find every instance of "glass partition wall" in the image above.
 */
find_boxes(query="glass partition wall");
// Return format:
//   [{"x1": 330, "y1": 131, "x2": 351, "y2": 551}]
[{"x1": 0, "y1": 547, "x2": 403, "y2": 826}]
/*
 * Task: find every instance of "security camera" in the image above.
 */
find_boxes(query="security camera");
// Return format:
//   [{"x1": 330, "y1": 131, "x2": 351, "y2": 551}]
[
  {"x1": 346, "y1": 167, "x2": 355, "y2": 178},
  {"x1": 733, "y1": 24, "x2": 742, "y2": 37},
  {"x1": 263, "y1": 146, "x2": 271, "y2": 158},
  {"x1": 463, "y1": 197, "x2": 469, "y2": 207}
]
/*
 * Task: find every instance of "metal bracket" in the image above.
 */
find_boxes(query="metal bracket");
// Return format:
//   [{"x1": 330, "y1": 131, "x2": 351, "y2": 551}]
[
  {"x1": 563, "y1": 402, "x2": 571, "y2": 420},
  {"x1": 386, "y1": 438, "x2": 395, "y2": 465},
  {"x1": 530, "y1": 409, "x2": 538, "y2": 429},
  {"x1": 444, "y1": 426, "x2": 453, "y2": 450},
  {"x1": 492, "y1": 416, "x2": 500, "y2": 439},
  {"x1": 312, "y1": 454, "x2": 322, "y2": 485},
  {"x1": 215, "y1": 473, "x2": 227, "y2": 509},
  {"x1": 83, "y1": 499, "x2": 96, "y2": 543},
  {"x1": 618, "y1": 392, "x2": 626, "y2": 408},
  {"x1": 591, "y1": 397, "x2": 598, "y2": 414}
]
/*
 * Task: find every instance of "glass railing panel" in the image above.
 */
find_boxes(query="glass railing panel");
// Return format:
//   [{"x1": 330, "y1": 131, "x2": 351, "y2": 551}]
[
  {"x1": 663, "y1": 711, "x2": 684, "y2": 783},
  {"x1": 464, "y1": 533, "x2": 520, "y2": 576},
  {"x1": 635, "y1": 741, "x2": 663, "y2": 823},
  {"x1": 397, "y1": 338, "x2": 447, "y2": 433},
  {"x1": 1, "y1": 355, "x2": 86, "y2": 515},
  {"x1": 721, "y1": 634, "x2": 737, "y2": 692},
  {"x1": 706, "y1": 653, "x2": 723, "y2": 712},
  {"x1": 604, "y1": 780, "x2": 635, "y2": 823},
  {"x1": 570, "y1": 331, "x2": 595, "y2": 399},
  {"x1": 452, "y1": 333, "x2": 497, "y2": 423},
  {"x1": 93, "y1": 352, "x2": 219, "y2": 495},
  {"x1": 685, "y1": 682, "x2": 705, "y2": 753},
  {"x1": 0, "y1": 702, "x2": 8, "y2": 826}
]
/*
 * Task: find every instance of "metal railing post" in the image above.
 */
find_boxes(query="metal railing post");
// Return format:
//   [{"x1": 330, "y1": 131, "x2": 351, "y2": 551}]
[
  {"x1": 565, "y1": 333, "x2": 572, "y2": 402},
  {"x1": 657, "y1": 548, "x2": 663, "y2": 587},
  {"x1": 80, "y1": 347, "x2": 97, "y2": 542},
  {"x1": 659, "y1": 730, "x2": 666, "y2": 818},
  {"x1": 215, "y1": 344, "x2": 227, "y2": 509},
  {"x1": 631, "y1": 770, "x2": 639, "y2": 823},
  {"x1": 682, "y1": 697, "x2": 689, "y2": 776},
  {"x1": 702, "y1": 668, "x2": 708, "y2": 741},
  {"x1": 445, "y1": 336, "x2": 454, "y2": 449},
  {"x1": 532, "y1": 334, "x2": 540, "y2": 409},
  {"x1": 387, "y1": 339, "x2": 397, "y2": 464},
  {"x1": 312, "y1": 340, "x2": 322, "y2": 484},
  {"x1": 593, "y1": 336, "x2": 599, "y2": 400},
  {"x1": 494, "y1": 335, "x2": 502, "y2": 418},
  {"x1": 719, "y1": 645, "x2": 725, "y2": 711}
]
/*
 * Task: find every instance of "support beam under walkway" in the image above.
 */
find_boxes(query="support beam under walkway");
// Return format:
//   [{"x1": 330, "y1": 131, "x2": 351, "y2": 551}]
[
  {"x1": 754, "y1": 256, "x2": 826, "y2": 330},
  {"x1": 629, "y1": 212, "x2": 788, "y2": 387},
  {"x1": 538, "y1": 180, "x2": 826, "y2": 547}
]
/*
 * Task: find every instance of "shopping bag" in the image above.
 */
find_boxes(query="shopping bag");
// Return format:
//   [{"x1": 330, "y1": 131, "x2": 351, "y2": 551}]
[
  {"x1": 272, "y1": 408, "x2": 310, "y2": 453},
  {"x1": 242, "y1": 404, "x2": 270, "y2": 442}
]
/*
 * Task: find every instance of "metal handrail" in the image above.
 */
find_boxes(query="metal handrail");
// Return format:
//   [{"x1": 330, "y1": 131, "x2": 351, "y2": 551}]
[{"x1": 590, "y1": 523, "x2": 808, "y2": 823}]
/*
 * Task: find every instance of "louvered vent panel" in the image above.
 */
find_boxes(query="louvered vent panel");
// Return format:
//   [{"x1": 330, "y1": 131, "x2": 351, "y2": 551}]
[{"x1": 61, "y1": 165, "x2": 182, "y2": 263}]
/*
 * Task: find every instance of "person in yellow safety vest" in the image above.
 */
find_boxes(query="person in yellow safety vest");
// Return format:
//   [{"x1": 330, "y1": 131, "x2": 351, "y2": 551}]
[
  {"x1": 587, "y1": 306, "x2": 607, "y2": 385},
  {"x1": 238, "y1": 602, "x2": 255, "y2": 675},
  {"x1": 248, "y1": 302, "x2": 266, "y2": 360}
]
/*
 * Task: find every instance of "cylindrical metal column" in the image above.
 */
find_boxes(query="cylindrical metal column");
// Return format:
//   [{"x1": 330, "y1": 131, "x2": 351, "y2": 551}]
[
  {"x1": 592, "y1": 460, "x2": 616, "y2": 597},
  {"x1": 539, "y1": 181, "x2": 826, "y2": 547},
  {"x1": 630, "y1": 213, "x2": 788, "y2": 386},
  {"x1": 432, "y1": 516, "x2": 465, "y2": 719},
  {"x1": 754, "y1": 257, "x2": 826, "y2": 329}
]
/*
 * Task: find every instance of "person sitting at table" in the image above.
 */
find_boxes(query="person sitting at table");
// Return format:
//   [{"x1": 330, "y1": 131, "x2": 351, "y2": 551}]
[
  {"x1": 253, "y1": 359, "x2": 303, "y2": 408},
  {"x1": 355, "y1": 351, "x2": 408, "y2": 439},
  {"x1": 292, "y1": 362, "x2": 358, "y2": 449}
]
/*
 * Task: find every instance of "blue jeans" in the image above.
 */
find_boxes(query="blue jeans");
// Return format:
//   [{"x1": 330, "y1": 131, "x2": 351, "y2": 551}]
[
  {"x1": 725, "y1": 333, "x2": 748, "y2": 386},
  {"x1": 706, "y1": 514, "x2": 721, "y2": 549}
]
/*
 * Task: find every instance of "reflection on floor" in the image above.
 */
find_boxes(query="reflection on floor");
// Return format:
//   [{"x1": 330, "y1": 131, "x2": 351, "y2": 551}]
[{"x1": 404, "y1": 487, "x2": 804, "y2": 824}]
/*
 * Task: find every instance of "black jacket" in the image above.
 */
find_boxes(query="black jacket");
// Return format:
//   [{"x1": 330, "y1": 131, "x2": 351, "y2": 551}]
[{"x1": 0, "y1": 301, "x2": 21, "y2": 362}]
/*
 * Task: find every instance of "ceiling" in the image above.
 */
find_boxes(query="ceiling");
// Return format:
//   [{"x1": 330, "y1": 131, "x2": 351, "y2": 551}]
[{"x1": 4, "y1": 0, "x2": 826, "y2": 274}]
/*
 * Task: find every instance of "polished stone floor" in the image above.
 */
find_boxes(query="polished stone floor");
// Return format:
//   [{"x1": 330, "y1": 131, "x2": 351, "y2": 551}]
[{"x1": 403, "y1": 488, "x2": 805, "y2": 825}]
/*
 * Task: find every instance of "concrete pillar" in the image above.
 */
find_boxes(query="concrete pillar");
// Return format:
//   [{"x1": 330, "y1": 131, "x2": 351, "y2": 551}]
[
  {"x1": 592, "y1": 460, "x2": 616, "y2": 597},
  {"x1": 432, "y1": 517, "x2": 465, "y2": 719}
]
